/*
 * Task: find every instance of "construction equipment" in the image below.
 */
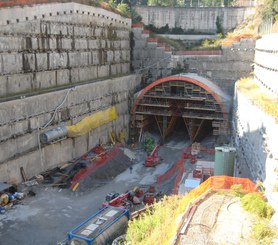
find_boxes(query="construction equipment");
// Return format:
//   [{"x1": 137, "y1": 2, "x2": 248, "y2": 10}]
[
  {"x1": 67, "y1": 206, "x2": 130, "y2": 245},
  {"x1": 102, "y1": 192, "x2": 132, "y2": 210},
  {"x1": 144, "y1": 144, "x2": 161, "y2": 167}
]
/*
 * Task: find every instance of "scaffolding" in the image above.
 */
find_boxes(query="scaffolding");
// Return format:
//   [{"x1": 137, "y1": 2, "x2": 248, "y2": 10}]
[{"x1": 133, "y1": 79, "x2": 228, "y2": 142}]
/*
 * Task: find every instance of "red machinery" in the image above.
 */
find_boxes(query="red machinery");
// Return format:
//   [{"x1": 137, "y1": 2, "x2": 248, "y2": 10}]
[
  {"x1": 102, "y1": 192, "x2": 132, "y2": 210},
  {"x1": 144, "y1": 145, "x2": 161, "y2": 167}
]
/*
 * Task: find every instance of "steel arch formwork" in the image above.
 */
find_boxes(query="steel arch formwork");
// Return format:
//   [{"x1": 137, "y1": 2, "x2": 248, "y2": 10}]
[{"x1": 131, "y1": 74, "x2": 230, "y2": 142}]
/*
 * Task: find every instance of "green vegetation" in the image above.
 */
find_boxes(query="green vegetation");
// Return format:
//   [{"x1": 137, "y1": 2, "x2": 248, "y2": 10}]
[
  {"x1": 241, "y1": 193, "x2": 274, "y2": 219},
  {"x1": 144, "y1": 138, "x2": 155, "y2": 153},
  {"x1": 126, "y1": 195, "x2": 190, "y2": 245},
  {"x1": 252, "y1": 223, "x2": 275, "y2": 244}
]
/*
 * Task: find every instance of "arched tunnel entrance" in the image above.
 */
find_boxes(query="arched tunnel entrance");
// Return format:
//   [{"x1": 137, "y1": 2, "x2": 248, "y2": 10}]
[{"x1": 131, "y1": 74, "x2": 230, "y2": 143}]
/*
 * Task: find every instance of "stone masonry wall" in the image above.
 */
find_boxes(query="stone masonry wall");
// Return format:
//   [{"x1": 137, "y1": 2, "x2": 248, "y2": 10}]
[
  {"x1": 0, "y1": 2, "x2": 131, "y2": 99},
  {"x1": 134, "y1": 6, "x2": 255, "y2": 33}
]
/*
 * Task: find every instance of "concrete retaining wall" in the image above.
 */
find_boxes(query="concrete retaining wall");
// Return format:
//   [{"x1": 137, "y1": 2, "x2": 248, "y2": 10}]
[
  {"x1": 132, "y1": 25, "x2": 172, "y2": 85},
  {"x1": 254, "y1": 33, "x2": 278, "y2": 96},
  {"x1": 0, "y1": 2, "x2": 131, "y2": 99},
  {"x1": 0, "y1": 2, "x2": 130, "y2": 27},
  {"x1": 172, "y1": 39, "x2": 255, "y2": 95},
  {"x1": 0, "y1": 74, "x2": 141, "y2": 183},
  {"x1": 134, "y1": 6, "x2": 255, "y2": 33},
  {"x1": 233, "y1": 34, "x2": 278, "y2": 224}
]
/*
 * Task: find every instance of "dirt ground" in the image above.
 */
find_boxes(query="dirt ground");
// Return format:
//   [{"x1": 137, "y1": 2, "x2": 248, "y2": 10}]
[
  {"x1": 180, "y1": 192, "x2": 258, "y2": 245},
  {"x1": 0, "y1": 133, "x2": 188, "y2": 245}
]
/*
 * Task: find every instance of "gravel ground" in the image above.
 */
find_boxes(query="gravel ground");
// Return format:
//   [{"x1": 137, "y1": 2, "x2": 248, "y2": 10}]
[
  {"x1": 180, "y1": 193, "x2": 257, "y2": 245},
  {"x1": 0, "y1": 139, "x2": 185, "y2": 245}
]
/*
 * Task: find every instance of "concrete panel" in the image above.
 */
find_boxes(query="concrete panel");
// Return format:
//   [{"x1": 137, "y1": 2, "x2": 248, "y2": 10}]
[
  {"x1": 0, "y1": 124, "x2": 11, "y2": 141},
  {"x1": 58, "y1": 138, "x2": 74, "y2": 165},
  {"x1": 98, "y1": 65, "x2": 110, "y2": 78},
  {"x1": 73, "y1": 135, "x2": 88, "y2": 158},
  {"x1": 34, "y1": 71, "x2": 56, "y2": 89},
  {"x1": 0, "y1": 139, "x2": 17, "y2": 163},
  {"x1": 0, "y1": 36, "x2": 23, "y2": 52},
  {"x1": 31, "y1": 37, "x2": 38, "y2": 50},
  {"x1": 113, "y1": 40, "x2": 121, "y2": 49},
  {"x1": 22, "y1": 53, "x2": 36, "y2": 72},
  {"x1": 0, "y1": 163, "x2": 8, "y2": 183},
  {"x1": 0, "y1": 75, "x2": 7, "y2": 97},
  {"x1": 88, "y1": 39, "x2": 100, "y2": 49},
  {"x1": 114, "y1": 50, "x2": 121, "y2": 63},
  {"x1": 56, "y1": 69, "x2": 70, "y2": 86},
  {"x1": 79, "y1": 66, "x2": 98, "y2": 82},
  {"x1": 69, "y1": 52, "x2": 89, "y2": 67},
  {"x1": 69, "y1": 103, "x2": 89, "y2": 117},
  {"x1": 75, "y1": 38, "x2": 88, "y2": 50},
  {"x1": 49, "y1": 37, "x2": 57, "y2": 50},
  {"x1": 62, "y1": 38, "x2": 72, "y2": 50},
  {"x1": 36, "y1": 53, "x2": 48, "y2": 71},
  {"x1": 16, "y1": 133, "x2": 37, "y2": 155},
  {"x1": 7, "y1": 73, "x2": 32, "y2": 95},
  {"x1": 12, "y1": 120, "x2": 29, "y2": 136},
  {"x1": 92, "y1": 51, "x2": 100, "y2": 65},
  {"x1": 49, "y1": 52, "x2": 68, "y2": 69},
  {"x1": 2, "y1": 53, "x2": 22, "y2": 74},
  {"x1": 49, "y1": 22, "x2": 68, "y2": 35},
  {"x1": 107, "y1": 50, "x2": 114, "y2": 63},
  {"x1": 121, "y1": 63, "x2": 130, "y2": 74},
  {"x1": 5, "y1": 150, "x2": 43, "y2": 183},
  {"x1": 121, "y1": 40, "x2": 130, "y2": 49}
]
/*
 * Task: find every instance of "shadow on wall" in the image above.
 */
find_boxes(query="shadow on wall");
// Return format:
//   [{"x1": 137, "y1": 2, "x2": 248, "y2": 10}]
[{"x1": 234, "y1": 124, "x2": 268, "y2": 183}]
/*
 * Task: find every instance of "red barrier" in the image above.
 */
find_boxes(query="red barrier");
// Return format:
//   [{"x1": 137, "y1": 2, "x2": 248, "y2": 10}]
[
  {"x1": 173, "y1": 163, "x2": 184, "y2": 194},
  {"x1": 175, "y1": 50, "x2": 222, "y2": 56},
  {"x1": 70, "y1": 144, "x2": 120, "y2": 190},
  {"x1": 157, "y1": 159, "x2": 183, "y2": 184}
]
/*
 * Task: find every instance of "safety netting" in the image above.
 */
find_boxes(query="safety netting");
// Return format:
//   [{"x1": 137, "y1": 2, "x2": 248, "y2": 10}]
[
  {"x1": 186, "y1": 176, "x2": 259, "y2": 201},
  {"x1": 66, "y1": 106, "x2": 118, "y2": 137}
]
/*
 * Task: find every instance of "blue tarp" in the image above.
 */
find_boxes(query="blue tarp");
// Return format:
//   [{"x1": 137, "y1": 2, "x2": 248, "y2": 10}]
[{"x1": 184, "y1": 179, "x2": 200, "y2": 190}]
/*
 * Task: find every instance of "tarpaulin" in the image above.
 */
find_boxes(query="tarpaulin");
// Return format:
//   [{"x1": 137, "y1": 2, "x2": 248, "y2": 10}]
[{"x1": 67, "y1": 106, "x2": 118, "y2": 137}]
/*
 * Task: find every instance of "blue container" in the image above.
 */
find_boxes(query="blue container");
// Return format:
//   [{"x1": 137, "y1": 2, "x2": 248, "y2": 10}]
[{"x1": 67, "y1": 206, "x2": 130, "y2": 245}]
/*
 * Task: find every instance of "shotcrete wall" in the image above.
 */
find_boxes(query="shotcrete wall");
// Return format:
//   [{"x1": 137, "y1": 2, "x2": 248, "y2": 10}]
[
  {"x1": 0, "y1": 2, "x2": 131, "y2": 99},
  {"x1": 0, "y1": 74, "x2": 140, "y2": 183},
  {"x1": 134, "y1": 6, "x2": 255, "y2": 33}
]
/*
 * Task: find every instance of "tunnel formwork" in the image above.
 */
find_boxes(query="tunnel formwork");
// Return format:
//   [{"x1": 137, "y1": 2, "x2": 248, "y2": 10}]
[{"x1": 131, "y1": 73, "x2": 230, "y2": 142}]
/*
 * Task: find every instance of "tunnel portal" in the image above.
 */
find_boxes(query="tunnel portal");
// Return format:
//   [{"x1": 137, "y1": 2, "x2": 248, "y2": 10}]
[{"x1": 131, "y1": 74, "x2": 230, "y2": 142}]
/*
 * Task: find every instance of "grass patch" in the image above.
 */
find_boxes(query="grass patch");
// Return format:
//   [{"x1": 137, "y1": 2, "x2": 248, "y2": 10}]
[
  {"x1": 149, "y1": 33, "x2": 187, "y2": 51},
  {"x1": 252, "y1": 223, "x2": 275, "y2": 244},
  {"x1": 126, "y1": 195, "x2": 190, "y2": 245},
  {"x1": 241, "y1": 193, "x2": 275, "y2": 220},
  {"x1": 192, "y1": 37, "x2": 222, "y2": 50}
]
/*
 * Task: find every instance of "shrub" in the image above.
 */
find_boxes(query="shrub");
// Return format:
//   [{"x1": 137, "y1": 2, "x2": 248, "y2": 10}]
[{"x1": 241, "y1": 193, "x2": 275, "y2": 219}]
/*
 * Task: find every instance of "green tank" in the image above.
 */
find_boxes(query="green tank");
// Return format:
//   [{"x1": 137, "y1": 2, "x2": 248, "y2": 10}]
[{"x1": 214, "y1": 147, "x2": 236, "y2": 176}]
